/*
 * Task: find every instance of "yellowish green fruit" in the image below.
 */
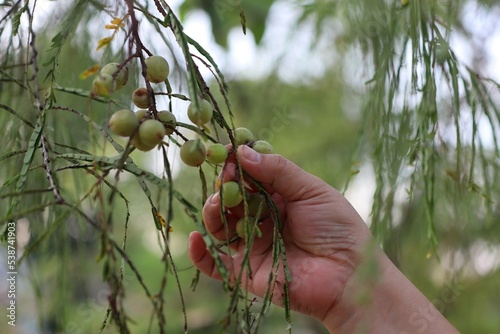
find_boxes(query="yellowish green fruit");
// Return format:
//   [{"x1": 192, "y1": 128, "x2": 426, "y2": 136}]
[
  {"x1": 145, "y1": 55, "x2": 169, "y2": 83},
  {"x1": 187, "y1": 99, "x2": 213, "y2": 126},
  {"x1": 109, "y1": 109, "x2": 139, "y2": 137},
  {"x1": 180, "y1": 139, "x2": 207, "y2": 167},
  {"x1": 92, "y1": 73, "x2": 115, "y2": 97},
  {"x1": 234, "y1": 127, "x2": 254, "y2": 146},
  {"x1": 131, "y1": 134, "x2": 156, "y2": 152},
  {"x1": 206, "y1": 143, "x2": 228, "y2": 164},
  {"x1": 221, "y1": 181, "x2": 243, "y2": 208},
  {"x1": 252, "y1": 140, "x2": 274, "y2": 154},
  {"x1": 138, "y1": 119, "x2": 166, "y2": 147},
  {"x1": 132, "y1": 88, "x2": 150, "y2": 109},
  {"x1": 235, "y1": 216, "x2": 258, "y2": 239},
  {"x1": 135, "y1": 109, "x2": 150, "y2": 122},
  {"x1": 157, "y1": 111, "x2": 177, "y2": 135},
  {"x1": 100, "y1": 63, "x2": 128, "y2": 90}
]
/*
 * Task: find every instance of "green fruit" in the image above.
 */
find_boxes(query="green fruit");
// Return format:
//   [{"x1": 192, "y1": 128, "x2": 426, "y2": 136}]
[
  {"x1": 135, "y1": 109, "x2": 150, "y2": 122},
  {"x1": 206, "y1": 143, "x2": 228, "y2": 164},
  {"x1": 157, "y1": 110, "x2": 177, "y2": 135},
  {"x1": 131, "y1": 134, "x2": 156, "y2": 152},
  {"x1": 132, "y1": 88, "x2": 150, "y2": 109},
  {"x1": 100, "y1": 63, "x2": 128, "y2": 90},
  {"x1": 145, "y1": 55, "x2": 169, "y2": 83},
  {"x1": 187, "y1": 99, "x2": 213, "y2": 126},
  {"x1": 235, "y1": 216, "x2": 259, "y2": 239},
  {"x1": 252, "y1": 140, "x2": 274, "y2": 154},
  {"x1": 180, "y1": 139, "x2": 207, "y2": 167},
  {"x1": 234, "y1": 127, "x2": 254, "y2": 146},
  {"x1": 109, "y1": 109, "x2": 139, "y2": 137},
  {"x1": 221, "y1": 181, "x2": 243, "y2": 208},
  {"x1": 138, "y1": 119, "x2": 166, "y2": 147},
  {"x1": 92, "y1": 73, "x2": 115, "y2": 97},
  {"x1": 247, "y1": 192, "x2": 268, "y2": 217}
]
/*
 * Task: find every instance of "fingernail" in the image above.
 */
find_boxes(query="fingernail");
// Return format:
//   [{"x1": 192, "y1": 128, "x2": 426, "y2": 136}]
[
  {"x1": 241, "y1": 145, "x2": 261, "y2": 163},
  {"x1": 209, "y1": 192, "x2": 219, "y2": 205}
]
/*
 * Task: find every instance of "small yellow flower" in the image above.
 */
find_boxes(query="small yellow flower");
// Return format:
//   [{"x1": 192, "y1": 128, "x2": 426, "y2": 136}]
[
  {"x1": 96, "y1": 37, "x2": 113, "y2": 51},
  {"x1": 79, "y1": 64, "x2": 100, "y2": 79},
  {"x1": 401, "y1": 0, "x2": 409, "y2": 6},
  {"x1": 156, "y1": 212, "x2": 173, "y2": 232},
  {"x1": 110, "y1": 17, "x2": 125, "y2": 27}
]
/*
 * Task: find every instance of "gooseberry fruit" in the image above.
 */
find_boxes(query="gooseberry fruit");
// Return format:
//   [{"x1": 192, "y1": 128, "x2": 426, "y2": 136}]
[
  {"x1": 206, "y1": 143, "x2": 228, "y2": 164},
  {"x1": 252, "y1": 140, "x2": 274, "y2": 154},
  {"x1": 234, "y1": 127, "x2": 254, "y2": 146},
  {"x1": 221, "y1": 181, "x2": 243, "y2": 208},
  {"x1": 135, "y1": 109, "x2": 150, "y2": 122},
  {"x1": 100, "y1": 63, "x2": 128, "y2": 90},
  {"x1": 109, "y1": 109, "x2": 139, "y2": 137},
  {"x1": 247, "y1": 192, "x2": 268, "y2": 217},
  {"x1": 187, "y1": 99, "x2": 213, "y2": 126},
  {"x1": 132, "y1": 88, "x2": 150, "y2": 109},
  {"x1": 157, "y1": 110, "x2": 177, "y2": 135},
  {"x1": 131, "y1": 134, "x2": 156, "y2": 152},
  {"x1": 92, "y1": 73, "x2": 115, "y2": 97},
  {"x1": 145, "y1": 55, "x2": 169, "y2": 83},
  {"x1": 235, "y1": 216, "x2": 257, "y2": 239},
  {"x1": 138, "y1": 119, "x2": 166, "y2": 147},
  {"x1": 180, "y1": 139, "x2": 207, "y2": 167}
]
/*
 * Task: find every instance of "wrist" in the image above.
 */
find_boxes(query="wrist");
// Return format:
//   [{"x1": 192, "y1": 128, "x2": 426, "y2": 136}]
[{"x1": 321, "y1": 246, "x2": 458, "y2": 334}]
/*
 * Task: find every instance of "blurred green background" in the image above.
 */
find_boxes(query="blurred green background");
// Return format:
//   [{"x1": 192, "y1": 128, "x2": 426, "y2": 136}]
[{"x1": 1, "y1": 0, "x2": 500, "y2": 333}]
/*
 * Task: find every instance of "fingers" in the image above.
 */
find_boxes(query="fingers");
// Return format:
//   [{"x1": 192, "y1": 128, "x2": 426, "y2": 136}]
[
  {"x1": 236, "y1": 145, "x2": 328, "y2": 202},
  {"x1": 188, "y1": 231, "x2": 227, "y2": 280}
]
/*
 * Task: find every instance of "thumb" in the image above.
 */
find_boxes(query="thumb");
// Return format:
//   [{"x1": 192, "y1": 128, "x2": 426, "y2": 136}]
[{"x1": 237, "y1": 145, "x2": 327, "y2": 202}]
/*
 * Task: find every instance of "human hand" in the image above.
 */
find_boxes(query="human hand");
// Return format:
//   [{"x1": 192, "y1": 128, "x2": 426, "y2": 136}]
[{"x1": 188, "y1": 145, "x2": 375, "y2": 329}]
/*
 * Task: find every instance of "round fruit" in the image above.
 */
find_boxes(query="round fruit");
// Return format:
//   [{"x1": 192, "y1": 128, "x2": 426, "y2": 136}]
[
  {"x1": 100, "y1": 63, "x2": 128, "y2": 90},
  {"x1": 131, "y1": 134, "x2": 156, "y2": 152},
  {"x1": 206, "y1": 143, "x2": 228, "y2": 164},
  {"x1": 138, "y1": 119, "x2": 166, "y2": 147},
  {"x1": 252, "y1": 140, "x2": 274, "y2": 154},
  {"x1": 92, "y1": 73, "x2": 115, "y2": 97},
  {"x1": 187, "y1": 99, "x2": 213, "y2": 126},
  {"x1": 135, "y1": 109, "x2": 150, "y2": 122},
  {"x1": 145, "y1": 55, "x2": 169, "y2": 83},
  {"x1": 109, "y1": 109, "x2": 139, "y2": 137},
  {"x1": 247, "y1": 192, "x2": 268, "y2": 217},
  {"x1": 234, "y1": 127, "x2": 254, "y2": 146},
  {"x1": 157, "y1": 110, "x2": 177, "y2": 135},
  {"x1": 221, "y1": 181, "x2": 243, "y2": 208},
  {"x1": 236, "y1": 216, "x2": 254, "y2": 238},
  {"x1": 132, "y1": 88, "x2": 150, "y2": 109},
  {"x1": 180, "y1": 139, "x2": 207, "y2": 167}
]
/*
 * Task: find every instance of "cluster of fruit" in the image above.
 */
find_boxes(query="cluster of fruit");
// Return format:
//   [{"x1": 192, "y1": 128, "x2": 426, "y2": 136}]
[
  {"x1": 98, "y1": 55, "x2": 274, "y2": 170},
  {"x1": 97, "y1": 54, "x2": 275, "y2": 239}
]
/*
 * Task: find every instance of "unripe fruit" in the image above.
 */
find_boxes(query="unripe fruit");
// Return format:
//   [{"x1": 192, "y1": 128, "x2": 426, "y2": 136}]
[
  {"x1": 221, "y1": 181, "x2": 243, "y2": 208},
  {"x1": 92, "y1": 73, "x2": 115, "y2": 97},
  {"x1": 252, "y1": 140, "x2": 274, "y2": 154},
  {"x1": 145, "y1": 55, "x2": 169, "y2": 83},
  {"x1": 236, "y1": 216, "x2": 256, "y2": 239},
  {"x1": 100, "y1": 63, "x2": 128, "y2": 90},
  {"x1": 138, "y1": 119, "x2": 166, "y2": 147},
  {"x1": 131, "y1": 134, "x2": 156, "y2": 152},
  {"x1": 234, "y1": 127, "x2": 254, "y2": 146},
  {"x1": 206, "y1": 143, "x2": 228, "y2": 164},
  {"x1": 157, "y1": 110, "x2": 177, "y2": 135},
  {"x1": 132, "y1": 88, "x2": 150, "y2": 109},
  {"x1": 180, "y1": 139, "x2": 207, "y2": 167},
  {"x1": 247, "y1": 192, "x2": 268, "y2": 217},
  {"x1": 135, "y1": 109, "x2": 150, "y2": 122},
  {"x1": 187, "y1": 99, "x2": 213, "y2": 126},
  {"x1": 109, "y1": 109, "x2": 139, "y2": 137}
]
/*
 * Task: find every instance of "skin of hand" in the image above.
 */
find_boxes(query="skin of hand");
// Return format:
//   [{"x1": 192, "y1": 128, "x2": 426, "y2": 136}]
[{"x1": 188, "y1": 145, "x2": 459, "y2": 333}]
